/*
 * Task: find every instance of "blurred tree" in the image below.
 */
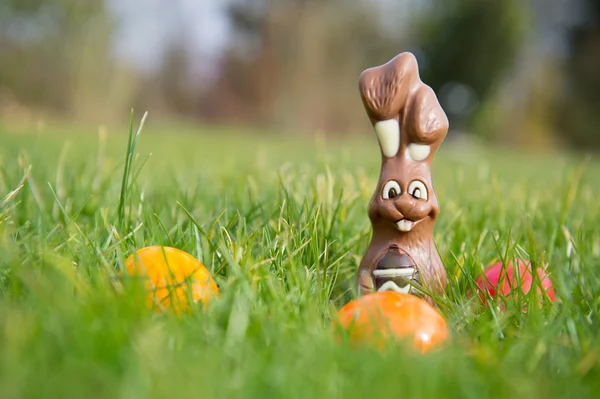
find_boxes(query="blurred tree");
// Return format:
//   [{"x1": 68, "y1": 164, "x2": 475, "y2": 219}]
[
  {"x1": 415, "y1": 0, "x2": 529, "y2": 138},
  {"x1": 133, "y1": 37, "x2": 199, "y2": 119},
  {"x1": 558, "y1": 0, "x2": 600, "y2": 149},
  {"x1": 206, "y1": 0, "x2": 412, "y2": 134},
  {"x1": 128, "y1": 1, "x2": 206, "y2": 122},
  {"x1": 0, "y1": 0, "x2": 118, "y2": 122}
]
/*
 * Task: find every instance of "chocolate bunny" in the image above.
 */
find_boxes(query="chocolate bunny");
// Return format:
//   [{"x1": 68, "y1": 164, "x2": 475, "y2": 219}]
[{"x1": 356, "y1": 52, "x2": 449, "y2": 303}]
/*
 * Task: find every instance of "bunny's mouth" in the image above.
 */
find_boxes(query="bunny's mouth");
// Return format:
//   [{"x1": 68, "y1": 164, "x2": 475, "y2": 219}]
[{"x1": 394, "y1": 218, "x2": 422, "y2": 232}]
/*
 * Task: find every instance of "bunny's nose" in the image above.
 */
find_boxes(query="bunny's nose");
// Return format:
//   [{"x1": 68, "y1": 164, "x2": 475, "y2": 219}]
[{"x1": 394, "y1": 197, "x2": 417, "y2": 218}]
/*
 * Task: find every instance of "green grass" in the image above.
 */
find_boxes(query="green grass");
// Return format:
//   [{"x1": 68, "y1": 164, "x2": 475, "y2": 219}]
[{"x1": 1, "y1": 114, "x2": 600, "y2": 398}]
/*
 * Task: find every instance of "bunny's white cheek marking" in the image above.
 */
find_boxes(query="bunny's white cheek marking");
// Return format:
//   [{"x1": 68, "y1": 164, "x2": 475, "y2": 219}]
[
  {"x1": 407, "y1": 143, "x2": 430, "y2": 162},
  {"x1": 374, "y1": 119, "x2": 400, "y2": 158}
]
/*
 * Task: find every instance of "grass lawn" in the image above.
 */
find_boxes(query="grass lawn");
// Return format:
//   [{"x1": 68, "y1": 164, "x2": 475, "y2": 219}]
[{"x1": 1, "y1": 115, "x2": 599, "y2": 398}]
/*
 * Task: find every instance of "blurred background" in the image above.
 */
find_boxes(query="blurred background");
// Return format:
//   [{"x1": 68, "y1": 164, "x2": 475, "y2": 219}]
[{"x1": 1, "y1": 0, "x2": 599, "y2": 150}]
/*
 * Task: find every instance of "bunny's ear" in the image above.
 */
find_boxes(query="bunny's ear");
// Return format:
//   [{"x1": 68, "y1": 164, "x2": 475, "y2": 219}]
[
  {"x1": 358, "y1": 53, "x2": 419, "y2": 158},
  {"x1": 358, "y1": 53, "x2": 418, "y2": 122},
  {"x1": 358, "y1": 52, "x2": 448, "y2": 162},
  {"x1": 403, "y1": 83, "x2": 449, "y2": 162}
]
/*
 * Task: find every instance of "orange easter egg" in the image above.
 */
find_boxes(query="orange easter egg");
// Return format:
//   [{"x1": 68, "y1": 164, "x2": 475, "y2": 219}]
[
  {"x1": 335, "y1": 291, "x2": 449, "y2": 353},
  {"x1": 123, "y1": 246, "x2": 219, "y2": 313}
]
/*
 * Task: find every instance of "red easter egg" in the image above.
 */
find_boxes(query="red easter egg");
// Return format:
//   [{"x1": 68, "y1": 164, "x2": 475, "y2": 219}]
[{"x1": 475, "y1": 260, "x2": 554, "y2": 304}]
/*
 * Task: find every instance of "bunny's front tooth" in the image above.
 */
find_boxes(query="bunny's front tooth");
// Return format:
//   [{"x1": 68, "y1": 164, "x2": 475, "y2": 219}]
[{"x1": 396, "y1": 219, "x2": 413, "y2": 232}]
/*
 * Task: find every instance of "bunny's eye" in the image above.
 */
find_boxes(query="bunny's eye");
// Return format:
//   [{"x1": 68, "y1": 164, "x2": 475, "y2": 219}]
[
  {"x1": 382, "y1": 180, "x2": 401, "y2": 200},
  {"x1": 408, "y1": 180, "x2": 428, "y2": 200}
]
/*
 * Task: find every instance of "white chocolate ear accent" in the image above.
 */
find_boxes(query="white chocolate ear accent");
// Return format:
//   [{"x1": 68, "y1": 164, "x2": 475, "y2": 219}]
[
  {"x1": 373, "y1": 119, "x2": 400, "y2": 158},
  {"x1": 406, "y1": 143, "x2": 430, "y2": 161}
]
